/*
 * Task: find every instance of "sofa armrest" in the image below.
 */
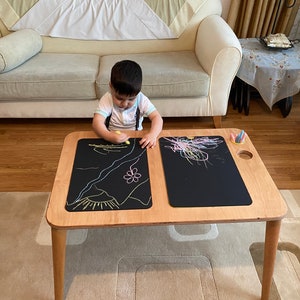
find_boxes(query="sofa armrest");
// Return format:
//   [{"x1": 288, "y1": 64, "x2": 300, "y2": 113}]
[{"x1": 195, "y1": 15, "x2": 242, "y2": 116}]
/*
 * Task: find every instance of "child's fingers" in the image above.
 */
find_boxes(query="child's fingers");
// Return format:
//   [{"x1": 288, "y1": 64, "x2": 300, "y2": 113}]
[
  {"x1": 115, "y1": 131, "x2": 129, "y2": 143},
  {"x1": 140, "y1": 137, "x2": 156, "y2": 149}
]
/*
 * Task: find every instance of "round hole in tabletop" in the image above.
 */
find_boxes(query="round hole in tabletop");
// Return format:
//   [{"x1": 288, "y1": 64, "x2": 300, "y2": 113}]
[{"x1": 237, "y1": 150, "x2": 253, "y2": 160}]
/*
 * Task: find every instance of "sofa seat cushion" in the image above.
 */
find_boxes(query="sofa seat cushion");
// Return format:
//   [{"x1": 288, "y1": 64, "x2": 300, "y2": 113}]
[
  {"x1": 0, "y1": 53, "x2": 99, "y2": 100},
  {"x1": 96, "y1": 51, "x2": 210, "y2": 98}
]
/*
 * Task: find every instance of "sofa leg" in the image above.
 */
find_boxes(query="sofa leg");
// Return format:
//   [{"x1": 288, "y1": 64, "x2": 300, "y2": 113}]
[{"x1": 213, "y1": 116, "x2": 222, "y2": 128}]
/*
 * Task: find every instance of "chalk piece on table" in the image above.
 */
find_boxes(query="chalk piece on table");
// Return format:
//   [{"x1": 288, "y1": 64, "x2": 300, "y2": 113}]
[
  {"x1": 235, "y1": 130, "x2": 245, "y2": 143},
  {"x1": 230, "y1": 130, "x2": 246, "y2": 144}
]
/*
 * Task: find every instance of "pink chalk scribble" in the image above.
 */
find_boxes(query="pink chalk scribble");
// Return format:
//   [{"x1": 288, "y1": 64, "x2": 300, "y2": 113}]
[
  {"x1": 123, "y1": 159, "x2": 142, "y2": 184},
  {"x1": 163, "y1": 136, "x2": 223, "y2": 166}
]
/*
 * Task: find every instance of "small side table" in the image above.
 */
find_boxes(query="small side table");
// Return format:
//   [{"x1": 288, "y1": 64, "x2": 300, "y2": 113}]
[{"x1": 234, "y1": 38, "x2": 300, "y2": 116}]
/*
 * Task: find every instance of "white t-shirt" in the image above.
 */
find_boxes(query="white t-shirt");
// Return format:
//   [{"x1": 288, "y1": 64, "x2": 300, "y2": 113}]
[{"x1": 95, "y1": 92, "x2": 156, "y2": 131}]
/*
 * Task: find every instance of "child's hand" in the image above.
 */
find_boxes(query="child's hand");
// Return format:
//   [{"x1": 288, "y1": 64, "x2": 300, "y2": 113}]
[
  {"x1": 139, "y1": 133, "x2": 157, "y2": 149},
  {"x1": 113, "y1": 131, "x2": 129, "y2": 144}
]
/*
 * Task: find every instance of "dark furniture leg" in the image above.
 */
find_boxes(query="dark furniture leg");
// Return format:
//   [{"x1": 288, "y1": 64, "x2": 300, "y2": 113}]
[
  {"x1": 278, "y1": 96, "x2": 293, "y2": 117},
  {"x1": 242, "y1": 82, "x2": 250, "y2": 115}
]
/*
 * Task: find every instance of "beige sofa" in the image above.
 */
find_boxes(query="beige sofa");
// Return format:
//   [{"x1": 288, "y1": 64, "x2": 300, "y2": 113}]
[{"x1": 0, "y1": 0, "x2": 242, "y2": 127}]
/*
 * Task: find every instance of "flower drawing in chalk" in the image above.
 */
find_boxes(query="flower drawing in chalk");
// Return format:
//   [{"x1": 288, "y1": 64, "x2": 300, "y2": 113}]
[{"x1": 123, "y1": 164, "x2": 142, "y2": 184}]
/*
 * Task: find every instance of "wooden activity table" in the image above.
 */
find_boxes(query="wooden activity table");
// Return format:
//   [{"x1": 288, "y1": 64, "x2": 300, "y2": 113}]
[{"x1": 46, "y1": 129, "x2": 287, "y2": 300}]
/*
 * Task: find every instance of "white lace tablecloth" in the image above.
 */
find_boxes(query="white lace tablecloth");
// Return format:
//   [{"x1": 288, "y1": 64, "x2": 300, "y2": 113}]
[{"x1": 237, "y1": 38, "x2": 300, "y2": 110}]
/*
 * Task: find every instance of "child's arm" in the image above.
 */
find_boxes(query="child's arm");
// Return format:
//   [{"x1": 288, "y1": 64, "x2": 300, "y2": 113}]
[
  {"x1": 139, "y1": 110, "x2": 163, "y2": 149},
  {"x1": 92, "y1": 113, "x2": 129, "y2": 144}
]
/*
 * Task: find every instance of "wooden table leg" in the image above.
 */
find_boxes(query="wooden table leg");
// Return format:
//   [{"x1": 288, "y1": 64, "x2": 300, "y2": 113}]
[
  {"x1": 261, "y1": 220, "x2": 281, "y2": 300},
  {"x1": 51, "y1": 228, "x2": 67, "y2": 300}
]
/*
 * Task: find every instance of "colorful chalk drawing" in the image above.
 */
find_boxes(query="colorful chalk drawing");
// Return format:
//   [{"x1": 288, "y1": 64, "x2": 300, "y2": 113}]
[
  {"x1": 65, "y1": 138, "x2": 152, "y2": 211},
  {"x1": 159, "y1": 136, "x2": 252, "y2": 207},
  {"x1": 162, "y1": 136, "x2": 224, "y2": 167},
  {"x1": 123, "y1": 159, "x2": 142, "y2": 184},
  {"x1": 88, "y1": 143, "x2": 127, "y2": 155}
]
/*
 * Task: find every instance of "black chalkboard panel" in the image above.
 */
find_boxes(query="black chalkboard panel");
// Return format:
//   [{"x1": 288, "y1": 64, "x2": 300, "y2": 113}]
[
  {"x1": 66, "y1": 138, "x2": 152, "y2": 211},
  {"x1": 159, "y1": 136, "x2": 252, "y2": 207}
]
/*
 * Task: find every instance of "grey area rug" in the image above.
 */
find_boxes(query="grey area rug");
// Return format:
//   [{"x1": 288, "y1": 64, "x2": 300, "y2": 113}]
[{"x1": 0, "y1": 191, "x2": 299, "y2": 300}]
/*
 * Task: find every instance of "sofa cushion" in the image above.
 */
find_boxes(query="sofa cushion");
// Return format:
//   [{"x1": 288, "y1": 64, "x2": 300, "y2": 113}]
[
  {"x1": 96, "y1": 51, "x2": 210, "y2": 98},
  {"x1": 0, "y1": 53, "x2": 99, "y2": 100},
  {"x1": 0, "y1": 29, "x2": 42, "y2": 73}
]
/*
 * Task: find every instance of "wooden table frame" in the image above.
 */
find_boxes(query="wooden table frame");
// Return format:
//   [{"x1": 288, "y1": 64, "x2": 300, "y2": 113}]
[{"x1": 46, "y1": 129, "x2": 287, "y2": 300}]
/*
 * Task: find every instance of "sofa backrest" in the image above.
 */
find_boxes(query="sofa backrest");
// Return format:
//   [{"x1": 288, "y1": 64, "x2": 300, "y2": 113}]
[{"x1": 0, "y1": 0, "x2": 222, "y2": 55}]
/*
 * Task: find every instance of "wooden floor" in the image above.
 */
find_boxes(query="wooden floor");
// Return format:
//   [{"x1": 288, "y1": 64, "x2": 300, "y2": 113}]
[{"x1": 0, "y1": 93, "x2": 299, "y2": 191}]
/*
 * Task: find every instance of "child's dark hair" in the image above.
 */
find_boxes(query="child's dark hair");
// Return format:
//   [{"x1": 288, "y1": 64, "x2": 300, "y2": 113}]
[{"x1": 110, "y1": 60, "x2": 142, "y2": 96}]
